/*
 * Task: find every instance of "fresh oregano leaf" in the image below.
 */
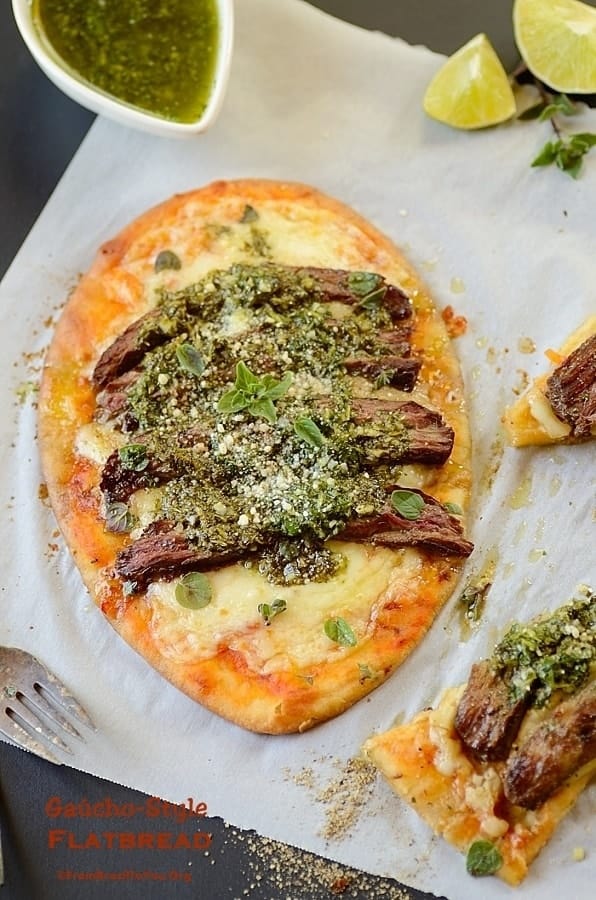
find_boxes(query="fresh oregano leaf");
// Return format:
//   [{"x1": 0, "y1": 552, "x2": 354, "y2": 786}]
[
  {"x1": 247, "y1": 396, "x2": 277, "y2": 423},
  {"x1": 217, "y1": 388, "x2": 249, "y2": 414},
  {"x1": 538, "y1": 93, "x2": 577, "y2": 121},
  {"x1": 373, "y1": 369, "x2": 393, "y2": 389},
  {"x1": 175, "y1": 572, "x2": 212, "y2": 610},
  {"x1": 532, "y1": 141, "x2": 559, "y2": 167},
  {"x1": 294, "y1": 416, "x2": 325, "y2": 448},
  {"x1": 324, "y1": 617, "x2": 357, "y2": 647},
  {"x1": 176, "y1": 343, "x2": 205, "y2": 377},
  {"x1": 234, "y1": 360, "x2": 261, "y2": 394},
  {"x1": 118, "y1": 444, "x2": 149, "y2": 472},
  {"x1": 390, "y1": 489, "x2": 425, "y2": 520},
  {"x1": 105, "y1": 501, "x2": 134, "y2": 533},
  {"x1": 445, "y1": 501, "x2": 463, "y2": 516},
  {"x1": 518, "y1": 101, "x2": 548, "y2": 121},
  {"x1": 358, "y1": 663, "x2": 375, "y2": 682},
  {"x1": 357, "y1": 286, "x2": 387, "y2": 309},
  {"x1": 347, "y1": 271, "x2": 384, "y2": 297},
  {"x1": 258, "y1": 597, "x2": 287, "y2": 625},
  {"x1": 459, "y1": 581, "x2": 491, "y2": 625},
  {"x1": 532, "y1": 133, "x2": 596, "y2": 178},
  {"x1": 240, "y1": 204, "x2": 259, "y2": 223},
  {"x1": 466, "y1": 840, "x2": 503, "y2": 877},
  {"x1": 154, "y1": 249, "x2": 182, "y2": 272},
  {"x1": 217, "y1": 362, "x2": 292, "y2": 421},
  {"x1": 260, "y1": 371, "x2": 293, "y2": 400},
  {"x1": 557, "y1": 149, "x2": 584, "y2": 179},
  {"x1": 570, "y1": 132, "x2": 596, "y2": 150}
]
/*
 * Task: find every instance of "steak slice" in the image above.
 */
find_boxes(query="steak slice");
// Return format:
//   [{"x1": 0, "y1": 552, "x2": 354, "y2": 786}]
[
  {"x1": 93, "y1": 310, "x2": 173, "y2": 388},
  {"x1": 100, "y1": 448, "x2": 181, "y2": 504},
  {"x1": 337, "y1": 488, "x2": 473, "y2": 556},
  {"x1": 95, "y1": 369, "x2": 141, "y2": 422},
  {"x1": 454, "y1": 661, "x2": 529, "y2": 761},
  {"x1": 294, "y1": 266, "x2": 412, "y2": 321},
  {"x1": 114, "y1": 521, "x2": 244, "y2": 592},
  {"x1": 503, "y1": 679, "x2": 596, "y2": 809},
  {"x1": 378, "y1": 327, "x2": 413, "y2": 357},
  {"x1": 351, "y1": 398, "x2": 454, "y2": 465},
  {"x1": 344, "y1": 355, "x2": 421, "y2": 391},
  {"x1": 545, "y1": 333, "x2": 596, "y2": 438}
]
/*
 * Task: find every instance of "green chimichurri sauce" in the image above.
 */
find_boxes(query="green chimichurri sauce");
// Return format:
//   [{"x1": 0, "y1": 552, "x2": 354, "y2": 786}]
[
  {"x1": 491, "y1": 592, "x2": 595, "y2": 708},
  {"x1": 33, "y1": 0, "x2": 219, "y2": 124},
  {"x1": 108, "y1": 260, "x2": 412, "y2": 586}
]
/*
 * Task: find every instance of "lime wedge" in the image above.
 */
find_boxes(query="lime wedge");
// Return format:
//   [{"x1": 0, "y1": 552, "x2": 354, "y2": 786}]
[
  {"x1": 423, "y1": 34, "x2": 516, "y2": 130},
  {"x1": 514, "y1": 0, "x2": 596, "y2": 93}
]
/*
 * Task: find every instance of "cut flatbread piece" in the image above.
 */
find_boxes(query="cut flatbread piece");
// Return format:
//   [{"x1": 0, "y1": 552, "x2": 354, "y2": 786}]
[{"x1": 504, "y1": 316, "x2": 596, "y2": 446}]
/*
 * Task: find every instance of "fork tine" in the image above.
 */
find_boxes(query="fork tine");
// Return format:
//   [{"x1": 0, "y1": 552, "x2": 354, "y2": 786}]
[
  {"x1": 0, "y1": 646, "x2": 95, "y2": 764},
  {"x1": 0, "y1": 647, "x2": 95, "y2": 730},
  {"x1": 17, "y1": 687, "x2": 83, "y2": 740},
  {"x1": 33, "y1": 669, "x2": 95, "y2": 731},
  {"x1": 3, "y1": 693, "x2": 73, "y2": 753},
  {"x1": 0, "y1": 707, "x2": 63, "y2": 765}
]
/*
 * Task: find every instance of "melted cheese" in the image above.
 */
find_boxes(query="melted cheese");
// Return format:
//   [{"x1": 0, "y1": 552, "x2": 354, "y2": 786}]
[
  {"x1": 75, "y1": 422, "x2": 123, "y2": 465},
  {"x1": 428, "y1": 685, "x2": 468, "y2": 777},
  {"x1": 504, "y1": 315, "x2": 596, "y2": 446},
  {"x1": 146, "y1": 544, "x2": 417, "y2": 671},
  {"x1": 527, "y1": 385, "x2": 571, "y2": 439},
  {"x1": 129, "y1": 488, "x2": 163, "y2": 533},
  {"x1": 427, "y1": 687, "x2": 509, "y2": 839},
  {"x1": 139, "y1": 206, "x2": 408, "y2": 300}
]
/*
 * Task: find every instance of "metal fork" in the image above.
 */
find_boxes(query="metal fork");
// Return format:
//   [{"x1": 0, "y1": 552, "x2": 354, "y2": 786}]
[
  {"x1": 0, "y1": 646, "x2": 94, "y2": 765},
  {"x1": 0, "y1": 647, "x2": 94, "y2": 886}
]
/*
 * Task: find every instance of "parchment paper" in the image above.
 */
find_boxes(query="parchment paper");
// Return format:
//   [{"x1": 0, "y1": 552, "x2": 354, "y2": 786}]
[{"x1": 1, "y1": 1, "x2": 594, "y2": 897}]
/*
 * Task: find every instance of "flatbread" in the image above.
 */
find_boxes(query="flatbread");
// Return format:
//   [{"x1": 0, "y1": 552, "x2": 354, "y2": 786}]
[{"x1": 38, "y1": 179, "x2": 473, "y2": 733}]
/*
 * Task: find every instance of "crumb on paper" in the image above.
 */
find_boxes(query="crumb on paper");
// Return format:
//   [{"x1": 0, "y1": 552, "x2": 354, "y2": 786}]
[
  {"x1": 290, "y1": 766, "x2": 316, "y2": 790},
  {"x1": 572, "y1": 847, "x2": 585, "y2": 862},
  {"x1": 317, "y1": 757, "x2": 377, "y2": 841},
  {"x1": 486, "y1": 345, "x2": 499, "y2": 366},
  {"x1": 441, "y1": 304, "x2": 468, "y2": 338},
  {"x1": 477, "y1": 435, "x2": 505, "y2": 495},
  {"x1": 285, "y1": 756, "x2": 378, "y2": 843},
  {"x1": 517, "y1": 336, "x2": 536, "y2": 354},
  {"x1": 511, "y1": 368, "x2": 530, "y2": 397},
  {"x1": 221, "y1": 823, "x2": 414, "y2": 899},
  {"x1": 449, "y1": 277, "x2": 465, "y2": 294},
  {"x1": 15, "y1": 381, "x2": 39, "y2": 405}
]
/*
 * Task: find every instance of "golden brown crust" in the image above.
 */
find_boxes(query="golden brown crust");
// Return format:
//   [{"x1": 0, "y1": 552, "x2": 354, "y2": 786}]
[{"x1": 39, "y1": 179, "x2": 472, "y2": 734}]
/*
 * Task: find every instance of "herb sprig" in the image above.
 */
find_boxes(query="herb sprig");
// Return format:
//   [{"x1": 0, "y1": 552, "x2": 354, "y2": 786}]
[
  {"x1": 521, "y1": 86, "x2": 596, "y2": 178},
  {"x1": 217, "y1": 361, "x2": 292, "y2": 423},
  {"x1": 258, "y1": 597, "x2": 287, "y2": 625}
]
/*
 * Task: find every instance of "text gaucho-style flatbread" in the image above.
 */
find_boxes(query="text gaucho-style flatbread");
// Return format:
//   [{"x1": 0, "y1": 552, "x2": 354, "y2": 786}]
[{"x1": 39, "y1": 179, "x2": 473, "y2": 733}]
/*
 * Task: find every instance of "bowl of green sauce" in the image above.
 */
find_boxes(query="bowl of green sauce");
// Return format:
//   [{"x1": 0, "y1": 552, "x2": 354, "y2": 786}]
[{"x1": 12, "y1": 0, "x2": 234, "y2": 137}]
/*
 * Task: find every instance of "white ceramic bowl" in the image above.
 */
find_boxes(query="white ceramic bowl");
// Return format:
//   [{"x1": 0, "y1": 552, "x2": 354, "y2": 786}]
[{"x1": 12, "y1": 0, "x2": 234, "y2": 138}]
